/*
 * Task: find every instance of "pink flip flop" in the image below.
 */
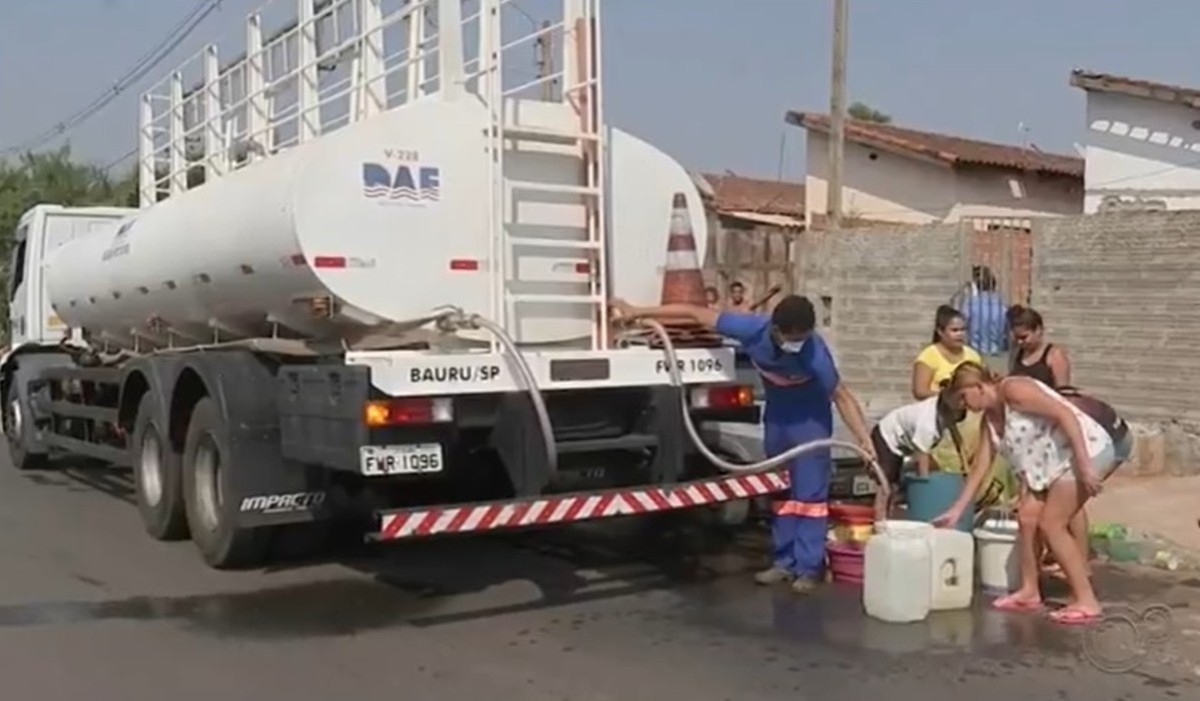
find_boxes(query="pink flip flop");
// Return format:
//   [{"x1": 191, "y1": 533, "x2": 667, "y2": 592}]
[
  {"x1": 1048, "y1": 608, "x2": 1102, "y2": 626},
  {"x1": 991, "y1": 594, "x2": 1044, "y2": 612}
]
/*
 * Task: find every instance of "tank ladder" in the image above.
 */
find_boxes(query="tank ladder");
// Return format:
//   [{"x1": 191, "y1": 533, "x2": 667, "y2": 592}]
[{"x1": 480, "y1": 0, "x2": 609, "y2": 351}]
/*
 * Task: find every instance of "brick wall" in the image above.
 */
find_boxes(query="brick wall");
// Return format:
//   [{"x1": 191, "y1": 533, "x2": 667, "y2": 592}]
[
  {"x1": 1033, "y1": 212, "x2": 1200, "y2": 475},
  {"x1": 797, "y1": 213, "x2": 1199, "y2": 473},
  {"x1": 797, "y1": 224, "x2": 966, "y2": 420}
]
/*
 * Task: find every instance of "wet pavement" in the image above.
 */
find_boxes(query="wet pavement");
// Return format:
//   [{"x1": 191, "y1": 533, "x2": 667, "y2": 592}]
[{"x1": 0, "y1": 457, "x2": 1198, "y2": 699}]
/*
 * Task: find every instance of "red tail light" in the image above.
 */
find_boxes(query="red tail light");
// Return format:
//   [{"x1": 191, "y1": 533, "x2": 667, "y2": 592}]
[
  {"x1": 689, "y1": 385, "x2": 755, "y2": 410},
  {"x1": 364, "y1": 398, "x2": 453, "y2": 426}
]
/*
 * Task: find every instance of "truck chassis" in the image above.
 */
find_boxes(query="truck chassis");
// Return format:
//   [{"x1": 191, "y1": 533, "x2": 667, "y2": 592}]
[{"x1": 2, "y1": 344, "x2": 772, "y2": 568}]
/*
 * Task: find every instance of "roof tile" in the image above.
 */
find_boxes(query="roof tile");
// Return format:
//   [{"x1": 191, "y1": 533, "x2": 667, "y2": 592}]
[
  {"x1": 700, "y1": 172, "x2": 805, "y2": 217},
  {"x1": 1069, "y1": 69, "x2": 1200, "y2": 109},
  {"x1": 787, "y1": 112, "x2": 1083, "y2": 178}
]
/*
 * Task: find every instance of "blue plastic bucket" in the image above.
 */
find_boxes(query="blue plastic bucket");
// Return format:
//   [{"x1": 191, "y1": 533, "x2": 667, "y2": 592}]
[{"x1": 902, "y1": 471, "x2": 974, "y2": 532}]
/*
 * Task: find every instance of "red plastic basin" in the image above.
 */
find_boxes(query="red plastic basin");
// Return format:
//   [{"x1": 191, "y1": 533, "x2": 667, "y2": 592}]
[
  {"x1": 829, "y1": 502, "x2": 875, "y2": 525},
  {"x1": 827, "y1": 540, "x2": 865, "y2": 584}
]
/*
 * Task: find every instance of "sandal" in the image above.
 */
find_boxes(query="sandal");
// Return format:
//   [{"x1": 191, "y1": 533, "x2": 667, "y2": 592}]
[
  {"x1": 991, "y1": 594, "x2": 1044, "y2": 612},
  {"x1": 1048, "y1": 608, "x2": 1101, "y2": 626}
]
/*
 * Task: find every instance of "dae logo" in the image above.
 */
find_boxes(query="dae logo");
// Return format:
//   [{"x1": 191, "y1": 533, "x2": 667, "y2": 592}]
[
  {"x1": 102, "y1": 218, "x2": 136, "y2": 262},
  {"x1": 361, "y1": 162, "x2": 441, "y2": 204}
]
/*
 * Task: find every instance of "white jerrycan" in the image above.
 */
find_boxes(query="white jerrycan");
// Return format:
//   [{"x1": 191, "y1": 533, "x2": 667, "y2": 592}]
[
  {"x1": 928, "y1": 529, "x2": 975, "y2": 610},
  {"x1": 863, "y1": 520, "x2": 933, "y2": 623}
]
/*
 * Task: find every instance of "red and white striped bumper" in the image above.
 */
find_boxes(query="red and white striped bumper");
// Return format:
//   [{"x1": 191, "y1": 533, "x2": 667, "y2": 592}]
[{"x1": 373, "y1": 469, "x2": 790, "y2": 541}]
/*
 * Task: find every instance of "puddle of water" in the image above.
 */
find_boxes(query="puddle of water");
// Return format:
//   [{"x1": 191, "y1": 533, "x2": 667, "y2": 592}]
[
  {"x1": 668, "y1": 576, "x2": 1200, "y2": 684},
  {"x1": 760, "y1": 585, "x2": 1080, "y2": 659},
  {"x1": 0, "y1": 579, "x2": 440, "y2": 639}
]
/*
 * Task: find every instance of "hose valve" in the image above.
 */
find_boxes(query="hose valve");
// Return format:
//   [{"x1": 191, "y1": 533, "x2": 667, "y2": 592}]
[{"x1": 430, "y1": 305, "x2": 472, "y2": 333}]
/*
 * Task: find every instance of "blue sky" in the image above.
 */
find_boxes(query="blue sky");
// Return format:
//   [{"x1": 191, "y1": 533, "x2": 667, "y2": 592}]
[{"x1": 0, "y1": 0, "x2": 1193, "y2": 181}]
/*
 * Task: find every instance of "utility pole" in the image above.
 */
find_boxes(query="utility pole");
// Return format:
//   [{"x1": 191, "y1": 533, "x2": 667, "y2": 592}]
[
  {"x1": 826, "y1": 0, "x2": 848, "y2": 229},
  {"x1": 535, "y1": 20, "x2": 556, "y2": 101}
]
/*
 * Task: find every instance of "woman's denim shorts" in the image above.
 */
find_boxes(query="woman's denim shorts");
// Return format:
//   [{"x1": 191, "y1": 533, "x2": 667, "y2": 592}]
[{"x1": 1067, "y1": 431, "x2": 1134, "y2": 483}]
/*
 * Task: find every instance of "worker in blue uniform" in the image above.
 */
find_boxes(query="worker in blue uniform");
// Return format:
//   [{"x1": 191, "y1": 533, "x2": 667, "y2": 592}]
[{"x1": 611, "y1": 294, "x2": 876, "y2": 594}]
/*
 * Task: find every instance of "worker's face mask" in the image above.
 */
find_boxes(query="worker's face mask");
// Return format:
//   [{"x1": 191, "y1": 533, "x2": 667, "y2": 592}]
[{"x1": 773, "y1": 329, "x2": 808, "y2": 354}]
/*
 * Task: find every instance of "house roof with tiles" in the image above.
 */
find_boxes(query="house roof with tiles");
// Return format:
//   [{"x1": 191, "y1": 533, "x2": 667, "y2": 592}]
[
  {"x1": 1070, "y1": 69, "x2": 1200, "y2": 109},
  {"x1": 697, "y1": 172, "x2": 806, "y2": 218},
  {"x1": 786, "y1": 111, "x2": 1084, "y2": 178}
]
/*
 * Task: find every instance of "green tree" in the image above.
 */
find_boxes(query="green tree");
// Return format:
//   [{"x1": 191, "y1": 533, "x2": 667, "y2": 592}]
[
  {"x1": 847, "y1": 102, "x2": 892, "y2": 124},
  {"x1": 0, "y1": 146, "x2": 138, "y2": 333}
]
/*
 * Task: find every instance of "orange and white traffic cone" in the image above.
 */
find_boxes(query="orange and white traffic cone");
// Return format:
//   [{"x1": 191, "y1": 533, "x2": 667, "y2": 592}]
[
  {"x1": 648, "y1": 193, "x2": 723, "y2": 348},
  {"x1": 660, "y1": 193, "x2": 707, "y2": 307}
]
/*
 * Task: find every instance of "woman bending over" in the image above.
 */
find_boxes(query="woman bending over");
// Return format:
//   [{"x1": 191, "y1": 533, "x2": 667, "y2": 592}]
[{"x1": 934, "y1": 362, "x2": 1121, "y2": 625}]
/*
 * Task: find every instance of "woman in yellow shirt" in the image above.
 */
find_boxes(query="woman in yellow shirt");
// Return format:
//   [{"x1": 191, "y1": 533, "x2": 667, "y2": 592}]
[
  {"x1": 911, "y1": 305, "x2": 982, "y2": 473},
  {"x1": 910, "y1": 305, "x2": 1016, "y2": 507},
  {"x1": 913, "y1": 306, "x2": 981, "y2": 396}
]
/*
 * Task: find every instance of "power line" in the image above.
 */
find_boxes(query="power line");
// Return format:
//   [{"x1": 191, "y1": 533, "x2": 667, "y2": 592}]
[
  {"x1": 1, "y1": 0, "x2": 223, "y2": 157},
  {"x1": 26, "y1": 0, "x2": 221, "y2": 150},
  {"x1": 101, "y1": 147, "x2": 139, "y2": 175}
]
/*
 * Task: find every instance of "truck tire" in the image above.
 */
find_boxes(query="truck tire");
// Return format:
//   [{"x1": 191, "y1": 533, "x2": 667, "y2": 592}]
[
  {"x1": 132, "y1": 393, "x2": 189, "y2": 541},
  {"x1": 3, "y1": 367, "x2": 48, "y2": 471},
  {"x1": 182, "y1": 397, "x2": 267, "y2": 568}
]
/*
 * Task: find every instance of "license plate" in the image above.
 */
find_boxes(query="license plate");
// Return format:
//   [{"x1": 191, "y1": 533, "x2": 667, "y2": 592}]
[
  {"x1": 851, "y1": 474, "x2": 878, "y2": 496},
  {"x1": 549, "y1": 358, "x2": 610, "y2": 382},
  {"x1": 360, "y1": 444, "x2": 444, "y2": 476}
]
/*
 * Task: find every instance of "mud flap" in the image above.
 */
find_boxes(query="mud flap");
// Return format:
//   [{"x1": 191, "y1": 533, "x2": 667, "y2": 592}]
[
  {"x1": 178, "y1": 351, "x2": 333, "y2": 530},
  {"x1": 229, "y1": 430, "x2": 333, "y2": 529}
]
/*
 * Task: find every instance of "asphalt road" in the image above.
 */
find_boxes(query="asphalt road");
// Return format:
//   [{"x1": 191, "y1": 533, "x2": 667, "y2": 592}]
[{"x1": 0, "y1": 454, "x2": 1197, "y2": 700}]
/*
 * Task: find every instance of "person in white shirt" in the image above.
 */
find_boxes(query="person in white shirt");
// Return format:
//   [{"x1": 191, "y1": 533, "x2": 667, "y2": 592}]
[{"x1": 868, "y1": 386, "x2": 969, "y2": 504}]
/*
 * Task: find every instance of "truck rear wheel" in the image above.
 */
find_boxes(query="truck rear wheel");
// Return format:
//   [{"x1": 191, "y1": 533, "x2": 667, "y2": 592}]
[
  {"x1": 132, "y1": 393, "x2": 189, "y2": 541},
  {"x1": 182, "y1": 397, "x2": 267, "y2": 568}
]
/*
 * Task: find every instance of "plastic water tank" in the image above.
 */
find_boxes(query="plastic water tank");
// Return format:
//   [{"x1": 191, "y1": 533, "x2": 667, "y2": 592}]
[
  {"x1": 928, "y1": 529, "x2": 975, "y2": 610},
  {"x1": 863, "y1": 520, "x2": 933, "y2": 623},
  {"x1": 44, "y1": 99, "x2": 709, "y2": 350}
]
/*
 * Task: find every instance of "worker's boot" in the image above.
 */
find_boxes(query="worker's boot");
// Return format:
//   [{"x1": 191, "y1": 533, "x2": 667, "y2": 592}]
[
  {"x1": 754, "y1": 566, "x2": 794, "y2": 586},
  {"x1": 790, "y1": 576, "x2": 821, "y2": 595}
]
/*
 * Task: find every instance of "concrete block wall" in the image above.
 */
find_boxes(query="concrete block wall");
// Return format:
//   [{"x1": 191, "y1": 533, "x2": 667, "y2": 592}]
[
  {"x1": 1033, "y1": 211, "x2": 1200, "y2": 475},
  {"x1": 792, "y1": 212, "x2": 1199, "y2": 475},
  {"x1": 796, "y1": 224, "x2": 965, "y2": 421}
]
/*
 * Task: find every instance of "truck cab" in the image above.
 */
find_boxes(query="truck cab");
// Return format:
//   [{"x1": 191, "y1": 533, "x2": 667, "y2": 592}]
[{"x1": 6, "y1": 205, "x2": 134, "y2": 349}]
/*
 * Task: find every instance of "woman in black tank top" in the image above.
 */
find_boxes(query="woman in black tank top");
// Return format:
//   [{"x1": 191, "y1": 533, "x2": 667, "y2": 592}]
[
  {"x1": 1010, "y1": 343, "x2": 1058, "y2": 386},
  {"x1": 1007, "y1": 306, "x2": 1070, "y2": 388}
]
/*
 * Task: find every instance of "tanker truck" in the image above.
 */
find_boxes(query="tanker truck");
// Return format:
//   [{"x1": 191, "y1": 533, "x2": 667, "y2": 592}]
[{"x1": 0, "y1": 0, "x2": 775, "y2": 568}]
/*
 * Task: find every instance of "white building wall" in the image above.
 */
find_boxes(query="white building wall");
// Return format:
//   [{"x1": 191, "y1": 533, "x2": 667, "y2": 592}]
[
  {"x1": 1083, "y1": 91, "x2": 1200, "y2": 214},
  {"x1": 805, "y1": 133, "x2": 956, "y2": 225},
  {"x1": 805, "y1": 132, "x2": 1082, "y2": 227}
]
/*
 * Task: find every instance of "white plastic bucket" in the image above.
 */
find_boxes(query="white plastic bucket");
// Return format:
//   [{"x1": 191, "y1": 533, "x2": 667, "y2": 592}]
[{"x1": 974, "y1": 523, "x2": 1020, "y2": 593}]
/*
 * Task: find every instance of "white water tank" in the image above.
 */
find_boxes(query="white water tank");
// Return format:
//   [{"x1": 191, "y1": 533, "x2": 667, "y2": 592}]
[{"x1": 44, "y1": 98, "x2": 707, "y2": 350}]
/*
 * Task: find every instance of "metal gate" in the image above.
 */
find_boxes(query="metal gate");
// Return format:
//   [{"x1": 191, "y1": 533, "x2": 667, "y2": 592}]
[
  {"x1": 951, "y1": 217, "x2": 1033, "y2": 507},
  {"x1": 950, "y1": 218, "x2": 1033, "y2": 365}
]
